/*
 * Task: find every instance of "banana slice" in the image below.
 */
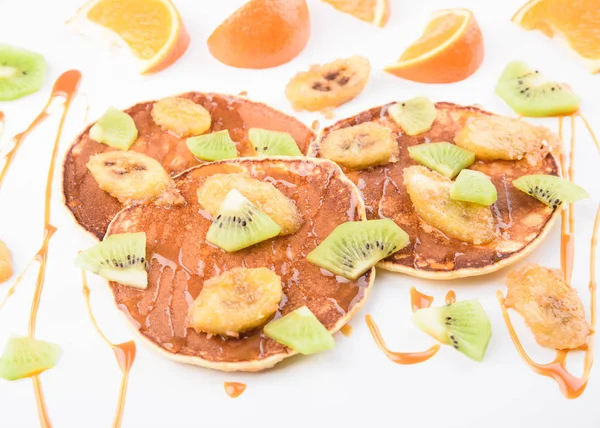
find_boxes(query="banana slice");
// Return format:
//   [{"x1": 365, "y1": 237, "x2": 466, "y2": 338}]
[
  {"x1": 151, "y1": 97, "x2": 212, "y2": 137},
  {"x1": 189, "y1": 267, "x2": 283, "y2": 337},
  {"x1": 403, "y1": 165, "x2": 496, "y2": 245},
  {"x1": 285, "y1": 56, "x2": 371, "y2": 112},
  {"x1": 197, "y1": 173, "x2": 303, "y2": 235},
  {"x1": 87, "y1": 151, "x2": 184, "y2": 206},
  {"x1": 319, "y1": 122, "x2": 398, "y2": 170}
]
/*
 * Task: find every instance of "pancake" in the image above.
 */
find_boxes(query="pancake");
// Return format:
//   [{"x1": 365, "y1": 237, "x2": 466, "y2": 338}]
[
  {"x1": 63, "y1": 92, "x2": 315, "y2": 240},
  {"x1": 105, "y1": 157, "x2": 373, "y2": 371},
  {"x1": 308, "y1": 102, "x2": 561, "y2": 280}
]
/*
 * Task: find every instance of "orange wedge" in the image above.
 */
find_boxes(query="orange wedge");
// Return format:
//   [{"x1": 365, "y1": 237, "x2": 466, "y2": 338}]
[
  {"x1": 512, "y1": 0, "x2": 600, "y2": 73},
  {"x1": 70, "y1": 0, "x2": 190, "y2": 74},
  {"x1": 384, "y1": 9, "x2": 484, "y2": 83},
  {"x1": 321, "y1": 0, "x2": 390, "y2": 27}
]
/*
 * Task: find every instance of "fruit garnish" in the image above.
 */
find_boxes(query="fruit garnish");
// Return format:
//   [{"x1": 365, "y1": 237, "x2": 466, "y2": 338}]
[
  {"x1": 264, "y1": 306, "x2": 335, "y2": 355},
  {"x1": 87, "y1": 151, "x2": 183, "y2": 206},
  {"x1": 512, "y1": 0, "x2": 600, "y2": 73},
  {"x1": 0, "y1": 337, "x2": 61, "y2": 381},
  {"x1": 408, "y1": 142, "x2": 474, "y2": 178},
  {"x1": 306, "y1": 219, "x2": 409, "y2": 280},
  {"x1": 186, "y1": 130, "x2": 238, "y2": 162},
  {"x1": 387, "y1": 96, "x2": 437, "y2": 136},
  {"x1": 505, "y1": 264, "x2": 591, "y2": 350},
  {"x1": 207, "y1": 0, "x2": 310, "y2": 69},
  {"x1": 412, "y1": 299, "x2": 492, "y2": 362},
  {"x1": 321, "y1": 0, "x2": 391, "y2": 27},
  {"x1": 285, "y1": 56, "x2": 371, "y2": 112},
  {"x1": 197, "y1": 173, "x2": 303, "y2": 235},
  {"x1": 189, "y1": 268, "x2": 282, "y2": 337},
  {"x1": 206, "y1": 189, "x2": 281, "y2": 252},
  {"x1": 0, "y1": 240, "x2": 12, "y2": 284},
  {"x1": 384, "y1": 9, "x2": 483, "y2": 83},
  {"x1": 249, "y1": 128, "x2": 302, "y2": 157},
  {"x1": 75, "y1": 232, "x2": 148, "y2": 289},
  {"x1": 455, "y1": 115, "x2": 557, "y2": 165},
  {"x1": 495, "y1": 61, "x2": 581, "y2": 117},
  {"x1": 319, "y1": 122, "x2": 398, "y2": 170},
  {"x1": 151, "y1": 97, "x2": 211, "y2": 137},
  {"x1": 69, "y1": 0, "x2": 189, "y2": 74},
  {"x1": 404, "y1": 166, "x2": 496, "y2": 245},
  {"x1": 450, "y1": 169, "x2": 498, "y2": 206},
  {"x1": 513, "y1": 174, "x2": 589, "y2": 209},
  {"x1": 0, "y1": 45, "x2": 47, "y2": 101},
  {"x1": 89, "y1": 107, "x2": 138, "y2": 151}
]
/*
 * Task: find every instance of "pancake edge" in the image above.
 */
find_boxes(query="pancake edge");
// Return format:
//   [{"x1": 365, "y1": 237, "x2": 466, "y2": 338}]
[{"x1": 105, "y1": 156, "x2": 375, "y2": 372}]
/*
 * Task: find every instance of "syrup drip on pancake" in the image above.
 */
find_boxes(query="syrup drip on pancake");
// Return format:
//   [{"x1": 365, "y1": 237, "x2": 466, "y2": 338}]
[
  {"x1": 224, "y1": 382, "x2": 246, "y2": 398},
  {"x1": 82, "y1": 271, "x2": 136, "y2": 427},
  {"x1": 445, "y1": 290, "x2": 457, "y2": 305},
  {"x1": 340, "y1": 324, "x2": 353, "y2": 337}
]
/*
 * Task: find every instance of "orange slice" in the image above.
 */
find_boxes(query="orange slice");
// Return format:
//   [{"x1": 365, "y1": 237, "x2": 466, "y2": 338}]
[
  {"x1": 321, "y1": 0, "x2": 390, "y2": 27},
  {"x1": 70, "y1": 0, "x2": 190, "y2": 74},
  {"x1": 207, "y1": 0, "x2": 310, "y2": 69},
  {"x1": 384, "y1": 9, "x2": 484, "y2": 83},
  {"x1": 512, "y1": 0, "x2": 600, "y2": 73}
]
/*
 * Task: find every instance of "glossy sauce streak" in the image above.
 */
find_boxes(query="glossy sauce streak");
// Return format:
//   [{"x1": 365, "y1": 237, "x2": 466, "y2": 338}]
[
  {"x1": 559, "y1": 116, "x2": 576, "y2": 283},
  {"x1": 82, "y1": 271, "x2": 136, "y2": 428},
  {"x1": 238, "y1": 91, "x2": 248, "y2": 97},
  {"x1": 224, "y1": 382, "x2": 246, "y2": 398},
  {"x1": 340, "y1": 324, "x2": 353, "y2": 337},
  {"x1": 311, "y1": 120, "x2": 320, "y2": 132},
  {"x1": 409, "y1": 287, "x2": 434, "y2": 312},
  {"x1": 498, "y1": 205, "x2": 599, "y2": 399},
  {"x1": 579, "y1": 113, "x2": 600, "y2": 154},
  {"x1": 0, "y1": 111, "x2": 4, "y2": 140},
  {"x1": 445, "y1": 290, "x2": 456, "y2": 305}
]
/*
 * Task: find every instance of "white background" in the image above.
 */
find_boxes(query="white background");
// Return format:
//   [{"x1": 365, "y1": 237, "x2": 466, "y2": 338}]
[{"x1": 0, "y1": 0, "x2": 599, "y2": 427}]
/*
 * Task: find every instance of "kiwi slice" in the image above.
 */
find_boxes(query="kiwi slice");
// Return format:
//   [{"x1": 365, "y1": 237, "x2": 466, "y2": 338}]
[
  {"x1": 450, "y1": 169, "x2": 498, "y2": 206},
  {"x1": 306, "y1": 219, "x2": 409, "y2": 280},
  {"x1": 206, "y1": 189, "x2": 281, "y2": 252},
  {"x1": 495, "y1": 61, "x2": 580, "y2": 117},
  {"x1": 408, "y1": 142, "x2": 475, "y2": 178},
  {"x1": 186, "y1": 130, "x2": 238, "y2": 162},
  {"x1": 513, "y1": 174, "x2": 589, "y2": 209},
  {"x1": 0, "y1": 336, "x2": 61, "y2": 381},
  {"x1": 89, "y1": 107, "x2": 138, "y2": 150},
  {"x1": 412, "y1": 299, "x2": 492, "y2": 362},
  {"x1": 75, "y1": 232, "x2": 147, "y2": 289},
  {"x1": 264, "y1": 306, "x2": 335, "y2": 355},
  {"x1": 387, "y1": 96, "x2": 437, "y2": 136},
  {"x1": 249, "y1": 128, "x2": 302, "y2": 156},
  {"x1": 0, "y1": 45, "x2": 47, "y2": 101}
]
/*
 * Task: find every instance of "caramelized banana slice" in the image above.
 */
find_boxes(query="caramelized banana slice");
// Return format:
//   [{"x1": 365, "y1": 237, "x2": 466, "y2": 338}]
[
  {"x1": 285, "y1": 56, "x2": 371, "y2": 112},
  {"x1": 197, "y1": 173, "x2": 302, "y2": 235},
  {"x1": 319, "y1": 122, "x2": 398, "y2": 170},
  {"x1": 189, "y1": 267, "x2": 283, "y2": 337},
  {"x1": 87, "y1": 151, "x2": 184, "y2": 206},
  {"x1": 505, "y1": 264, "x2": 591, "y2": 350},
  {"x1": 151, "y1": 97, "x2": 212, "y2": 137},
  {"x1": 455, "y1": 115, "x2": 557, "y2": 165},
  {"x1": 404, "y1": 166, "x2": 496, "y2": 244}
]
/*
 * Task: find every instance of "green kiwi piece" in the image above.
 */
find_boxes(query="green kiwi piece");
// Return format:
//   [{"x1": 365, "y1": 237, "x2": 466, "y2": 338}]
[
  {"x1": 412, "y1": 299, "x2": 492, "y2": 362},
  {"x1": 513, "y1": 174, "x2": 589, "y2": 209},
  {"x1": 89, "y1": 107, "x2": 138, "y2": 150},
  {"x1": 495, "y1": 61, "x2": 580, "y2": 117},
  {"x1": 206, "y1": 189, "x2": 281, "y2": 252},
  {"x1": 306, "y1": 219, "x2": 409, "y2": 280},
  {"x1": 0, "y1": 336, "x2": 61, "y2": 381},
  {"x1": 387, "y1": 96, "x2": 437, "y2": 136},
  {"x1": 249, "y1": 128, "x2": 302, "y2": 156},
  {"x1": 264, "y1": 305, "x2": 335, "y2": 355},
  {"x1": 408, "y1": 142, "x2": 475, "y2": 178},
  {"x1": 0, "y1": 45, "x2": 47, "y2": 101},
  {"x1": 450, "y1": 169, "x2": 497, "y2": 206},
  {"x1": 186, "y1": 130, "x2": 238, "y2": 161},
  {"x1": 75, "y1": 232, "x2": 147, "y2": 289}
]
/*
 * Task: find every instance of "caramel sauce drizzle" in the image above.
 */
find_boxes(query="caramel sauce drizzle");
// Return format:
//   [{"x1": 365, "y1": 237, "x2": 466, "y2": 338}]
[
  {"x1": 340, "y1": 324, "x2": 353, "y2": 337},
  {"x1": 409, "y1": 287, "x2": 434, "y2": 312},
  {"x1": 445, "y1": 290, "x2": 456, "y2": 305},
  {"x1": 82, "y1": 271, "x2": 136, "y2": 427},
  {"x1": 311, "y1": 120, "x2": 320, "y2": 132},
  {"x1": 224, "y1": 382, "x2": 246, "y2": 398},
  {"x1": 578, "y1": 113, "x2": 600, "y2": 154}
]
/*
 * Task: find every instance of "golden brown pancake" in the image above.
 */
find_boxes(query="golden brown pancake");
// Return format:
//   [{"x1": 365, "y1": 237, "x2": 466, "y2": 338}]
[
  {"x1": 308, "y1": 102, "x2": 561, "y2": 279},
  {"x1": 106, "y1": 157, "x2": 373, "y2": 371},
  {"x1": 62, "y1": 92, "x2": 315, "y2": 240}
]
